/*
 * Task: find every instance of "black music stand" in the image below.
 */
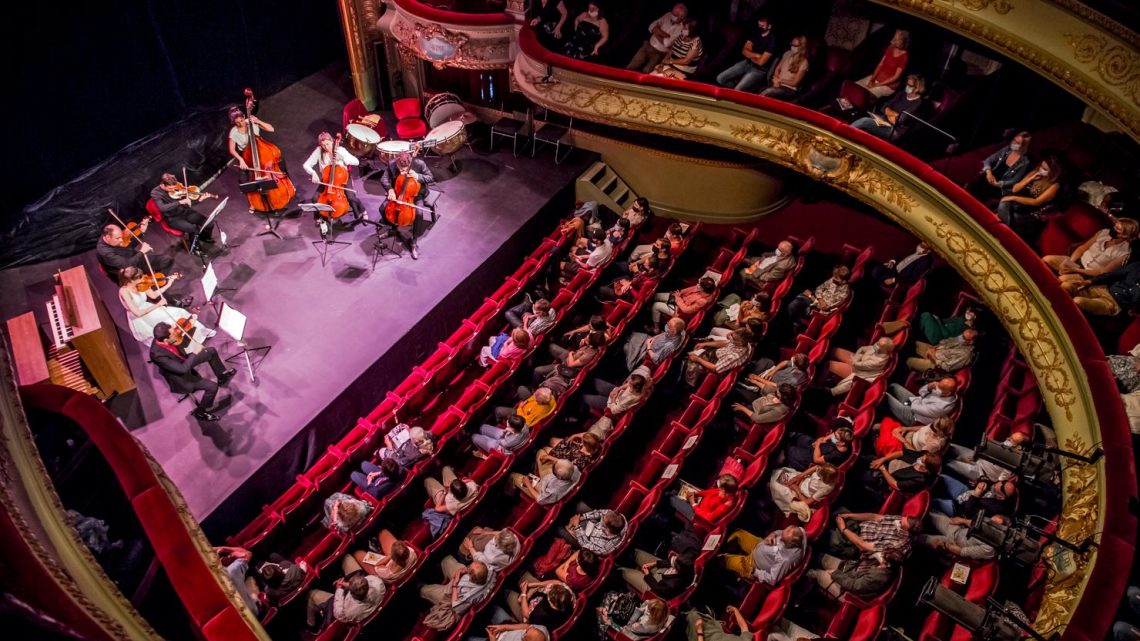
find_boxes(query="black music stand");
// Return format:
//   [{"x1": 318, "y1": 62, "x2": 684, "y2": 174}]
[
  {"x1": 240, "y1": 177, "x2": 286, "y2": 239},
  {"x1": 360, "y1": 219, "x2": 399, "y2": 269},
  {"x1": 300, "y1": 203, "x2": 351, "y2": 267}
]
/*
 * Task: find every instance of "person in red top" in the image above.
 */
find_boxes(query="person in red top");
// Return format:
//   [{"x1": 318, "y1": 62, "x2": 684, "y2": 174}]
[
  {"x1": 856, "y1": 29, "x2": 910, "y2": 98},
  {"x1": 671, "y1": 474, "x2": 739, "y2": 526},
  {"x1": 650, "y1": 276, "x2": 716, "y2": 330}
]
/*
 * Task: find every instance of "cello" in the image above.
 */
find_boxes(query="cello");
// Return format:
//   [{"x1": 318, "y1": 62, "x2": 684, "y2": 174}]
[
  {"x1": 316, "y1": 134, "x2": 351, "y2": 219},
  {"x1": 384, "y1": 169, "x2": 421, "y2": 227},
  {"x1": 240, "y1": 89, "x2": 295, "y2": 212}
]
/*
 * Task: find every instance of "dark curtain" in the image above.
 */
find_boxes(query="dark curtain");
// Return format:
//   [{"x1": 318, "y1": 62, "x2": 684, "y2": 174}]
[{"x1": 2, "y1": 0, "x2": 342, "y2": 268}]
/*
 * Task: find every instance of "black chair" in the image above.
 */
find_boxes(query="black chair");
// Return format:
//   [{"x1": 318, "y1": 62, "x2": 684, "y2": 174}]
[
  {"x1": 490, "y1": 109, "x2": 530, "y2": 156},
  {"x1": 531, "y1": 109, "x2": 574, "y2": 164}
]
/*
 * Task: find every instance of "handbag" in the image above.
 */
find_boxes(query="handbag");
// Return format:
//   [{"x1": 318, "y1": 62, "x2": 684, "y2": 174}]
[{"x1": 424, "y1": 602, "x2": 457, "y2": 630}]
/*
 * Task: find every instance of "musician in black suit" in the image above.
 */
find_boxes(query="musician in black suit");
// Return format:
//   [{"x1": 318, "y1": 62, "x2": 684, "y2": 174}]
[
  {"x1": 378, "y1": 152, "x2": 435, "y2": 260},
  {"x1": 149, "y1": 173, "x2": 216, "y2": 242},
  {"x1": 96, "y1": 224, "x2": 175, "y2": 282},
  {"x1": 150, "y1": 322, "x2": 236, "y2": 422}
]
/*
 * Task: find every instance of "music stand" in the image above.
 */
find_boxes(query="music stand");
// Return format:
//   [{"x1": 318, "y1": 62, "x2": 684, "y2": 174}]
[
  {"x1": 300, "y1": 203, "x2": 351, "y2": 266},
  {"x1": 240, "y1": 177, "x2": 286, "y2": 239},
  {"x1": 218, "y1": 303, "x2": 270, "y2": 383},
  {"x1": 360, "y1": 218, "x2": 398, "y2": 270},
  {"x1": 189, "y1": 197, "x2": 231, "y2": 265}
]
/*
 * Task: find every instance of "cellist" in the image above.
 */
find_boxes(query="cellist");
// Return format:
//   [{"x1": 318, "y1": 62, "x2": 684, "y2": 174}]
[
  {"x1": 303, "y1": 132, "x2": 366, "y2": 225},
  {"x1": 380, "y1": 151, "x2": 434, "y2": 260}
]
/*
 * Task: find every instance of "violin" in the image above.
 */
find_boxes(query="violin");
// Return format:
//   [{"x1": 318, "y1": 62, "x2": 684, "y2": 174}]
[
  {"x1": 163, "y1": 182, "x2": 217, "y2": 202},
  {"x1": 119, "y1": 216, "x2": 152, "y2": 246},
  {"x1": 316, "y1": 134, "x2": 351, "y2": 219},
  {"x1": 384, "y1": 170, "x2": 421, "y2": 227},
  {"x1": 240, "y1": 88, "x2": 296, "y2": 212},
  {"x1": 170, "y1": 315, "x2": 196, "y2": 344},
  {"x1": 136, "y1": 271, "x2": 181, "y2": 293}
]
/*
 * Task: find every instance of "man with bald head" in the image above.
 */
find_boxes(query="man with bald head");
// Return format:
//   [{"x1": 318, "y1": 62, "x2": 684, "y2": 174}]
[
  {"x1": 721, "y1": 525, "x2": 806, "y2": 585},
  {"x1": 510, "y1": 458, "x2": 582, "y2": 506},
  {"x1": 907, "y1": 329, "x2": 977, "y2": 373},
  {"x1": 828, "y1": 336, "x2": 896, "y2": 396},
  {"x1": 96, "y1": 223, "x2": 175, "y2": 283},
  {"x1": 739, "y1": 239, "x2": 796, "y2": 289},
  {"x1": 886, "y1": 377, "x2": 959, "y2": 424}
]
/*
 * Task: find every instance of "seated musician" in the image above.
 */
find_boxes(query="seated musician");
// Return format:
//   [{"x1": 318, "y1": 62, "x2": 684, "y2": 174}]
[
  {"x1": 379, "y1": 152, "x2": 435, "y2": 260},
  {"x1": 227, "y1": 108, "x2": 286, "y2": 213},
  {"x1": 96, "y1": 223, "x2": 176, "y2": 286},
  {"x1": 303, "y1": 132, "x2": 366, "y2": 226},
  {"x1": 150, "y1": 173, "x2": 216, "y2": 243},
  {"x1": 149, "y1": 322, "x2": 235, "y2": 422},
  {"x1": 117, "y1": 266, "x2": 213, "y2": 349}
]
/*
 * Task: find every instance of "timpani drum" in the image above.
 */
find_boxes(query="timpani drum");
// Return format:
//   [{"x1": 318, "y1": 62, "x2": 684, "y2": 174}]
[
  {"x1": 423, "y1": 121, "x2": 467, "y2": 156},
  {"x1": 377, "y1": 139, "x2": 413, "y2": 162},
  {"x1": 345, "y1": 123, "x2": 382, "y2": 157},
  {"x1": 424, "y1": 92, "x2": 467, "y2": 128}
]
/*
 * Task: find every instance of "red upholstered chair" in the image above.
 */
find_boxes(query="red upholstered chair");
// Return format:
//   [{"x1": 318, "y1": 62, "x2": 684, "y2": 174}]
[
  {"x1": 393, "y1": 98, "x2": 428, "y2": 140},
  {"x1": 147, "y1": 198, "x2": 190, "y2": 251},
  {"x1": 342, "y1": 98, "x2": 388, "y2": 139}
]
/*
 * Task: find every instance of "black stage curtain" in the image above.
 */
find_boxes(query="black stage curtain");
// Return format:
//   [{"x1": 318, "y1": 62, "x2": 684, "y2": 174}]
[{"x1": 2, "y1": 0, "x2": 342, "y2": 268}]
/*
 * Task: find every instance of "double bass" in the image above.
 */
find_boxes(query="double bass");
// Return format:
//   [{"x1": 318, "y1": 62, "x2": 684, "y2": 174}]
[
  {"x1": 240, "y1": 89, "x2": 295, "y2": 212},
  {"x1": 316, "y1": 134, "x2": 351, "y2": 219}
]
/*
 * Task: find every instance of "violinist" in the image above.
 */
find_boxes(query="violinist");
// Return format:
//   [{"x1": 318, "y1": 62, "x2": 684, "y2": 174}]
[
  {"x1": 150, "y1": 173, "x2": 216, "y2": 243},
  {"x1": 150, "y1": 322, "x2": 236, "y2": 422},
  {"x1": 117, "y1": 266, "x2": 213, "y2": 350},
  {"x1": 380, "y1": 151, "x2": 434, "y2": 259},
  {"x1": 303, "y1": 132, "x2": 365, "y2": 225},
  {"x1": 96, "y1": 223, "x2": 175, "y2": 283}
]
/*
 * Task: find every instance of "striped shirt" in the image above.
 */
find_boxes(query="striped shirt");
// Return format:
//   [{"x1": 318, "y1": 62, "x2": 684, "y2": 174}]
[{"x1": 667, "y1": 36, "x2": 704, "y2": 74}]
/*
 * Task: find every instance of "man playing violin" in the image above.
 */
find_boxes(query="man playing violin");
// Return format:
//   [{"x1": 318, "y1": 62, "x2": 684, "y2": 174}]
[
  {"x1": 303, "y1": 132, "x2": 366, "y2": 225},
  {"x1": 96, "y1": 223, "x2": 174, "y2": 280},
  {"x1": 150, "y1": 322, "x2": 236, "y2": 422},
  {"x1": 150, "y1": 173, "x2": 217, "y2": 243},
  {"x1": 379, "y1": 151, "x2": 434, "y2": 260}
]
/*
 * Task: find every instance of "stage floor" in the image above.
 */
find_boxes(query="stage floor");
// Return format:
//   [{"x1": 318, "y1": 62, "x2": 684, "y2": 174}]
[{"x1": 0, "y1": 65, "x2": 593, "y2": 522}]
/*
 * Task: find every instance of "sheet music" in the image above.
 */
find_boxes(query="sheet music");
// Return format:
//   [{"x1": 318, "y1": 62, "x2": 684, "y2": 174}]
[
  {"x1": 202, "y1": 263, "x2": 218, "y2": 301},
  {"x1": 218, "y1": 303, "x2": 247, "y2": 342}
]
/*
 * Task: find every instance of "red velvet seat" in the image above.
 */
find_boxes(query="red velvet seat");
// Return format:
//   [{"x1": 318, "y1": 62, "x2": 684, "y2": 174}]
[
  {"x1": 393, "y1": 98, "x2": 428, "y2": 140},
  {"x1": 342, "y1": 98, "x2": 388, "y2": 139},
  {"x1": 146, "y1": 198, "x2": 187, "y2": 247}
]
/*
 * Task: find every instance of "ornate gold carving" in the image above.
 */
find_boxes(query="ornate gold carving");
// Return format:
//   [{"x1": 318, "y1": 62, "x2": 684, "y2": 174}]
[
  {"x1": 391, "y1": 18, "x2": 511, "y2": 69},
  {"x1": 358, "y1": 0, "x2": 383, "y2": 38},
  {"x1": 942, "y1": 0, "x2": 1013, "y2": 15},
  {"x1": 730, "y1": 123, "x2": 919, "y2": 212},
  {"x1": 1064, "y1": 32, "x2": 1140, "y2": 106},
  {"x1": 1035, "y1": 436, "x2": 1100, "y2": 635},
  {"x1": 530, "y1": 81, "x2": 718, "y2": 130},
  {"x1": 1047, "y1": 0, "x2": 1140, "y2": 49},
  {"x1": 924, "y1": 216, "x2": 1076, "y2": 419}
]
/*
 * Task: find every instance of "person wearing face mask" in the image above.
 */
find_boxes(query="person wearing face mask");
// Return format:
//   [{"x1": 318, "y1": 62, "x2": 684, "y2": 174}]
[
  {"x1": 827, "y1": 337, "x2": 896, "y2": 396},
  {"x1": 761, "y1": 36, "x2": 810, "y2": 100},
  {"x1": 739, "y1": 239, "x2": 796, "y2": 290},
  {"x1": 862, "y1": 450, "x2": 942, "y2": 504},
  {"x1": 850, "y1": 74, "x2": 927, "y2": 141},
  {"x1": 528, "y1": 0, "x2": 569, "y2": 46},
  {"x1": 785, "y1": 265, "x2": 851, "y2": 323},
  {"x1": 906, "y1": 328, "x2": 977, "y2": 374},
  {"x1": 1045, "y1": 217, "x2": 1137, "y2": 294},
  {"x1": 856, "y1": 29, "x2": 911, "y2": 98},
  {"x1": 968, "y1": 132, "x2": 1033, "y2": 204},
  {"x1": 651, "y1": 18, "x2": 703, "y2": 80},
  {"x1": 563, "y1": 3, "x2": 608, "y2": 60},
  {"x1": 626, "y1": 3, "x2": 688, "y2": 73},
  {"x1": 997, "y1": 153, "x2": 1065, "y2": 243},
  {"x1": 882, "y1": 305, "x2": 978, "y2": 344},
  {"x1": 871, "y1": 241, "x2": 933, "y2": 289},
  {"x1": 885, "y1": 377, "x2": 959, "y2": 425},
  {"x1": 716, "y1": 16, "x2": 778, "y2": 92}
]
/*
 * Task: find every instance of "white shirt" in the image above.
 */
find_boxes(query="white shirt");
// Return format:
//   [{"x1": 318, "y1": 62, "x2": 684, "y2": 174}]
[
  {"x1": 228, "y1": 124, "x2": 261, "y2": 151},
  {"x1": 586, "y1": 240, "x2": 613, "y2": 268},
  {"x1": 303, "y1": 146, "x2": 360, "y2": 179},
  {"x1": 648, "y1": 13, "x2": 685, "y2": 52}
]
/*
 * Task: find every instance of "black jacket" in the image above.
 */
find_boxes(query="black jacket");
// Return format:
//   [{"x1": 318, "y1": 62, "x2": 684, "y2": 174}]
[
  {"x1": 1092, "y1": 261, "x2": 1140, "y2": 311},
  {"x1": 380, "y1": 159, "x2": 434, "y2": 202},
  {"x1": 149, "y1": 341, "x2": 208, "y2": 393}
]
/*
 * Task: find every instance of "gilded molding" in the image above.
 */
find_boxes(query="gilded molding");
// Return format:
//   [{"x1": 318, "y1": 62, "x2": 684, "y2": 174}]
[
  {"x1": 1064, "y1": 32, "x2": 1140, "y2": 106},
  {"x1": 530, "y1": 82, "x2": 719, "y2": 130},
  {"x1": 1046, "y1": 0, "x2": 1140, "y2": 49},
  {"x1": 730, "y1": 124, "x2": 919, "y2": 212},
  {"x1": 942, "y1": 0, "x2": 1013, "y2": 15},
  {"x1": 388, "y1": 13, "x2": 513, "y2": 69}
]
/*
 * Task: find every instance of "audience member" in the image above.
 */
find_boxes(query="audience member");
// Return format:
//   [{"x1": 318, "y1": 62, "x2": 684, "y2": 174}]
[
  {"x1": 481, "y1": 327, "x2": 532, "y2": 367},
  {"x1": 494, "y1": 386, "x2": 557, "y2": 427},
  {"x1": 918, "y1": 512, "x2": 1006, "y2": 561},
  {"x1": 739, "y1": 240, "x2": 796, "y2": 289},
  {"x1": 564, "y1": 506, "x2": 628, "y2": 556},
  {"x1": 713, "y1": 290, "x2": 770, "y2": 330},
  {"x1": 424, "y1": 465, "x2": 479, "y2": 518},
  {"x1": 884, "y1": 305, "x2": 978, "y2": 343},
  {"x1": 685, "y1": 328, "x2": 754, "y2": 384},
  {"x1": 536, "y1": 432, "x2": 601, "y2": 473},
  {"x1": 259, "y1": 553, "x2": 306, "y2": 605},
  {"x1": 377, "y1": 423, "x2": 434, "y2": 469},
  {"x1": 944, "y1": 432, "x2": 1027, "y2": 482},
  {"x1": 1046, "y1": 217, "x2": 1137, "y2": 294},
  {"x1": 511, "y1": 458, "x2": 582, "y2": 505},
  {"x1": 874, "y1": 416, "x2": 953, "y2": 457},
  {"x1": 625, "y1": 3, "x2": 688, "y2": 73},
  {"x1": 732, "y1": 382, "x2": 798, "y2": 426},
  {"x1": 651, "y1": 276, "x2": 716, "y2": 329},
  {"x1": 863, "y1": 450, "x2": 941, "y2": 500},
  {"x1": 583, "y1": 371, "x2": 650, "y2": 416},
  {"x1": 785, "y1": 266, "x2": 851, "y2": 322},
  {"x1": 781, "y1": 418, "x2": 855, "y2": 471},
  {"x1": 769, "y1": 463, "x2": 838, "y2": 522},
  {"x1": 997, "y1": 154, "x2": 1065, "y2": 242},
  {"x1": 968, "y1": 132, "x2": 1032, "y2": 204},
  {"x1": 684, "y1": 606, "x2": 752, "y2": 641},
  {"x1": 354, "y1": 529, "x2": 417, "y2": 582},
  {"x1": 739, "y1": 353, "x2": 809, "y2": 401},
  {"x1": 623, "y1": 317, "x2": 687, "y2": 370},
  {"x1": 885, "y1": 377, "x2": 959, "y2": 425},
  {"x1": 855, "y1": 29, "x2": 911, "y2": 97},
  {"x1": 532, "y1": 331, "x2": 603, "y2": 386},
  {"x1": 479, "y1": 623, "x2": 550, "y2": 641},
  {"x1": 460, "y1": 527, "x2": 521, "y2": 572},
  {"x1": 651, "y1": 18, "x2": 703, "y2": 79},
  {"x1": 827, "y1": 337, "x2": 895, "y2": 396},
  {"x1": 529, "y1": 0, "x2": 569, "y2": 45},
  {"x1": 215, "y1": 546, "x2": 264, "y2": 616},
  {"x1": 473, "y1": 413, "x2": 531, "y2": 457},
  {"x1": 563, "y1": 2, "x2": 608, "y2": 60},
  {"x1": 499, "y1": 574, "x2": 574, "y2": 629},
  {"x1": 720, "y1": 525, "x2": 806, "y2": 584},
  {"x1": 761, "y1": 36, "x2": 810, "y2": 100},
  {"x1": 305, "y1": 555, "x2": 385, "y2": 629},
  {"x1": 350, "y1": 456, "x2": 405, "y2": 500},
  {"x1": 871, "y1": 241, "x2": 933, "y2": 289},
  {"x1": 716, "y1": 16, "x2": 777, "y2": 92},
  {"x1": 906, "y1": 328, "x2": 976, "y2": 373},
  {"x1": 553, "y1": 549, "x2": 600, "y2": 592},
  {"x1": 851, "y1": 74, "x2": 926, "y2": 141},
  {"x1": 506, "y1": 296, "x2": 557, "y2": 336},
  {"x1": 620, "y1": 548, "x2": 695, "y2": 598},
  {"x1": 322, "y1": 492, "x2": 372, "y2": 534},
  {"x1": 622, "y1": 197, "x2": 653, "y2": 227},
  {"x1": 565, "y1": 314, "x2": 612, "y2": 344},
  {"x1": 1071, "y1": 260, "x2": 1140, "y2": 317},
  {"x1": 826, "y1": 512, "x2": 915, "y2": 559},
  {"x1": 1110, "y1": 344, "x2": 1140, "y2": 394},
  {"x1": 597, "y1": 594, "x2": 669, "y2": 637},
  {"x1": 418, "y1": 558, "x2": 493, "y2": 615},
  {"x1": 808, "y1": 549, "x2": 902, "y2": 601},
  {"x1": 671, "y1": 473, "x2": 739, "y2": 524}
]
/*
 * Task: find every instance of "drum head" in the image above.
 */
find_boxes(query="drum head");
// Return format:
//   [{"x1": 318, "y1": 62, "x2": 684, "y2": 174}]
[
  {"x1": 378, "y1": 140, "x2": 413, "y2": 154},
  {"x1": 425, "y1": 121, "x2": 464, "y2": 144},
  {"x1": 346, "y1": 123, "x2": 382, "y2": 144}
]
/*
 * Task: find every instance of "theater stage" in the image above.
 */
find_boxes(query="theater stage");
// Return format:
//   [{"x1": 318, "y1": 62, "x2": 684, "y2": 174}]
[{"x1": 0, "y1": 65, "x2": 594, "y2": 536}]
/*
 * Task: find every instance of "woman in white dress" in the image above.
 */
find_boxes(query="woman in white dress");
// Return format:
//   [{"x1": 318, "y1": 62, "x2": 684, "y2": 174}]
[
  {"x1": 769, "y1": 462, "x2": 838, "y2": 522},
  {"x1": 117, "y1": 267, "x2": 210, "y2": 352}
]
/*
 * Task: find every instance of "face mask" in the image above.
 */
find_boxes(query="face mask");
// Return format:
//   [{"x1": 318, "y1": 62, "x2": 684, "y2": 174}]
[
  {"x1": 829, "y1": 435, "x2": 840, "y2": 445},
  {"x1": 790, "y1": 45, "x2": 801, "y2": 54},
  {"x1": 1037, "y1": 167, "x2": 1049, "y2": 176},
  {"x1": 1009, "y1": 142, "x2": 1021, "y2": 151},
  {"x1": 588, "y1": 9, "x2": 599, "y2": 18},
  {"x1": 915, "y1": 244, "x2": 926, "y2": 253},
  {"x1": 833, "y1": 278, "x2": 843, "y2": 285},
  {"x1": 774, "y1": 248, "x2": 785, "y2": 257},
  {"x1": 965, "y1": 311, "x2": 976, "y2": 322},
  {"x1": 681, "y1": 28, "x2": 690, "y2": 37},
  {"x1": 905, "y1": 86, "x2": 916, "y2": 95},
  {"x1": 759, "y1": 24, "x2": 770, "y2": 34}
]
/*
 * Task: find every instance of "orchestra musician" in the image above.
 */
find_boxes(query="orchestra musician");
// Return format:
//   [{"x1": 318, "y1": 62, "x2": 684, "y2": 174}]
[
  {"x1": 380, "y1": 151, "x2": 434, "y2": 260},
  {"x1": 96, "y1": 223, "x2": 175, "y2": 283},
  {"x1": 150, "y1": 322, "x2": 236, "y2": 422},
  {"x1": 117, "y1": 266, "x2": 213, "y2": 350},
  {"x1": 227, "y1": 108, "x2": 289, "y2": 211},
  {"x1": 150, "y1": 173, "x2": 217, "y2": 243},
  {"x1": 303, "y1": 132, "x2": 366, "y2": 225}
]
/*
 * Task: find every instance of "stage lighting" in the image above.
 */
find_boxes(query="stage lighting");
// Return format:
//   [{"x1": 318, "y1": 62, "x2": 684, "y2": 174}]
[
  {"x1": 918, "y1": 578, "x2": 1046, "y2": 641},
  {"x1": 968, "y1": 513, "x2": 1043, "y2": 567},
  {"x1": 972, "y1": 437, "x2": 1102, "y2": 483}
]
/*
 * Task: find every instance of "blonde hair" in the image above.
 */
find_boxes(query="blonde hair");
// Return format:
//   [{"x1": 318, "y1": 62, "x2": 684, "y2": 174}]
[
  {"x1": 646, "y1": 599, "x2": 668, "y2": 626},
  {"x1": 1116, "y1": 217, "x2": 1139, "y2": 240}
]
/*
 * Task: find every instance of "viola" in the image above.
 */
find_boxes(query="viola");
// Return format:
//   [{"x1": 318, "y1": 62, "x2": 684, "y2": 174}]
[
  {"x1": 384, "y1": 171, "x2": 421, "y2": 227},
  {"x1": 240, "y1": 88, "x2": 295, "y2": 212},
  {"x1": 316, "y1": 134, "x2": 351, "y2": 219},
  {"x1": 119, "y1": 216, "x2": 152, "y2": 247}
]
